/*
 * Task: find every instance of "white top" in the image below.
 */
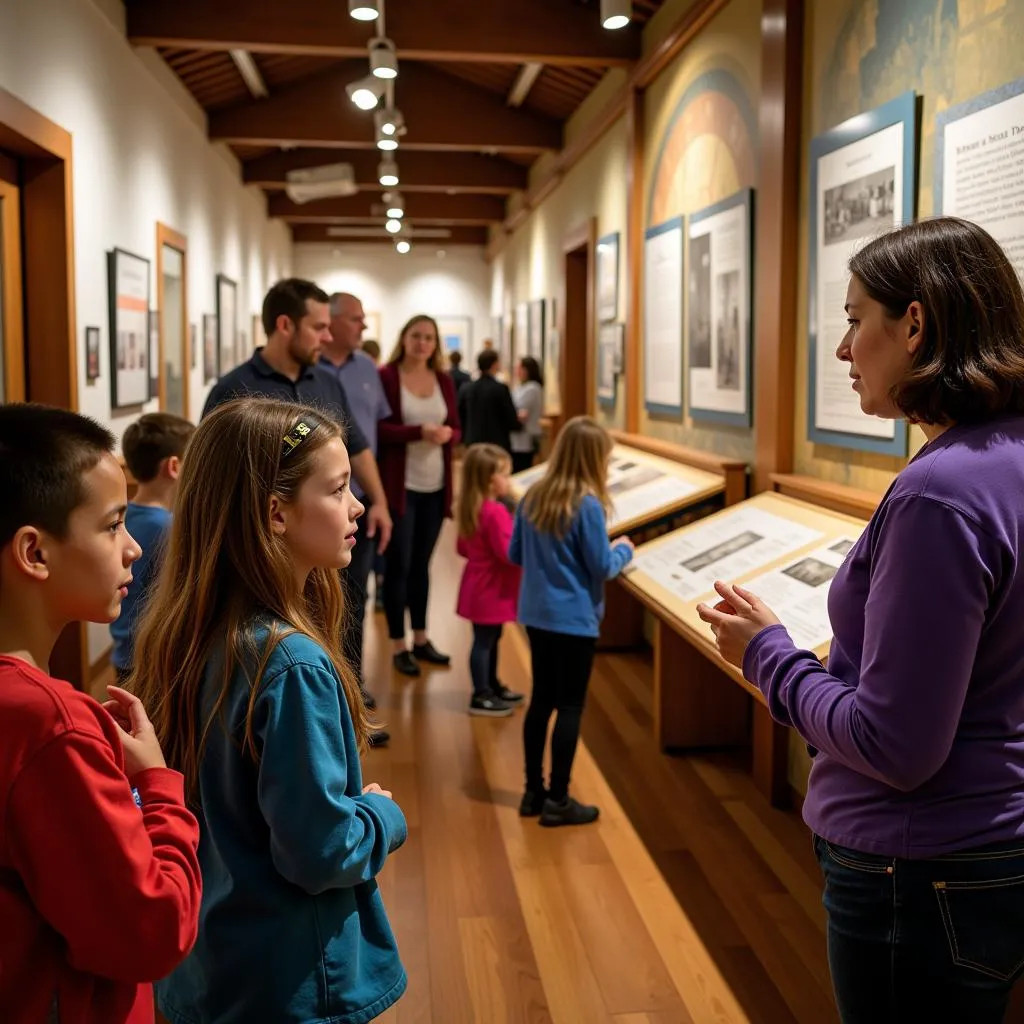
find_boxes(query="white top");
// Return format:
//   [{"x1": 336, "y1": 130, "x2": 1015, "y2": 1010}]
[
  {"x1": 401, "y1": 383, "x2": 447, "y2": 493},
  {"x1": 511, "y1": 380, "x2": 544, "y2": 453}
]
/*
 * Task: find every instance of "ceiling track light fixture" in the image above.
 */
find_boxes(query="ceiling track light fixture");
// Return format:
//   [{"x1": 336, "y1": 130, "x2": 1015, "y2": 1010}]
[
  {"x1": 369, "y1": 37, "x2": 399, "y2": 80},
  {"x1": 346, "y1": 74, "x2": 385, "y2": 110},
  {"x1": 385, "y1": 218, "x2": 403, "y2": 234},
  {"x1": 377, "y1": 157, "x2": 399, "y2": 187},
  {"x1": 348, "y1": 0, "x2": 380, "y2": 21},
  {"x1": 396, "y1": 239, "x2": 412, "y2": 254},
  {"x1": 375, "y1": 106, "x2": 404, "y2": 137},
  {"x1": 376, "y1": 127, "x2": 399, "y2": 151},
  {"x1": 600, "y1": 0, "x2": 631, "y2": 30},
  {"x1": 383, "y1": 191, "x2": 405, "y2": 218}
]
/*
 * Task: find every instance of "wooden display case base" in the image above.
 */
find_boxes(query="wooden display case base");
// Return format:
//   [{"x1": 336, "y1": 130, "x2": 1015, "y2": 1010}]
[{"x1": 598, "y1": 577, "x2": 647, "y2": 650}]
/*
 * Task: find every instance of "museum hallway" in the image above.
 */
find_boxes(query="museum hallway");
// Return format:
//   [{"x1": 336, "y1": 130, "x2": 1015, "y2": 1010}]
[{"x1": 350, "y1": 517, "x2": 834, "y2": 1024}]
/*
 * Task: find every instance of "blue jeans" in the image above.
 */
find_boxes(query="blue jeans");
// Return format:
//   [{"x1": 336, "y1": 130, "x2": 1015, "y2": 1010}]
[
  {"x1": 469, "y1": 623, "x2": 502, "y2": 698},
  {"x1": 814, "y1": 834, "x2": 1024, "y2": 1023}
]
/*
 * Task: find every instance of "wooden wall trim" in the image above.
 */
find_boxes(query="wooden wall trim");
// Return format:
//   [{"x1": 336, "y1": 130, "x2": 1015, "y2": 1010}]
[
  {"x1": 0, "y1": 178, "x2": 25, "y2": 403},
  {"x1": 563, "y1": 218, "x2": 597, "y2": 419},
  {"x1": 769, "y1": 473, "x2": 879, "y2": 521},
  {"x1": 624, "y1": 85, "x2": 644, "y2": 434},
  {"x1": 752, "y1": 0, "x2": 803, "y2": 492}
]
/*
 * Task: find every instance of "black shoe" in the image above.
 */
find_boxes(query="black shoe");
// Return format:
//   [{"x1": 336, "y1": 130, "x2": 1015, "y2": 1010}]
[
  {"x1": 392, "y1": 651, "x2": 421, "y2": 677},
  {"x1": 519, "y1": 789, "x2": 549, "y2": 817},
  {"x1": 494, "y1": 685, "x2": 524, "y2": 705},
  {"x1": 539, "y1": 796, "x2": 599, "y2": 827},
  {"x1": 360, "y1": 688, "x2": 377, "y2": 711},
  {"x1": 374, "y1": 590, "x2": 385, "y2": 613},
  {"x1": 468, "y1": 695, "x2": 513, "y2": 717},
  {"x1": 412, "y1": 641, "x2": 450, "y2": 666},
  {"x1": 368, "y1": 729, "x2": 390, "y2": 747}
]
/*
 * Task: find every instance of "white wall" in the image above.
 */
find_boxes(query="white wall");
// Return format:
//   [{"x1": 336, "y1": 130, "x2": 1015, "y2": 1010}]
[
  {"x1": 0, "y1": 0, "x2": 292, "y2": 664},
  {"x1": 293, "y1": 243, "x2": 492, "y2": 361}
]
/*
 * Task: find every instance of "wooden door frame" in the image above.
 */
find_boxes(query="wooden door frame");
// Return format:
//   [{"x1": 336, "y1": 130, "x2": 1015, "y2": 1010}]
[
  {"x1": 156, "y1": 222, "x2": 189, "y2": 418},
  {"x1": 0, "y1": 155, "x2": 25, "y2": 403},
  {"x1": 561, "y1": 217, "x2": 597, "y2": 427},
  {"x1": 0, "y1": 87, "x2": 86, "y2": 688}
]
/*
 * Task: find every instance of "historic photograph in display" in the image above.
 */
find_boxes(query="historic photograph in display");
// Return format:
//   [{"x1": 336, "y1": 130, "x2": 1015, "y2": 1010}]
[
  {"x1": 203, "y1": 313, "x2": 218, "y2": 384},
  {"x1": 529, "y1": 299, "x2": 545, "y2": 361},
  {"x1": 107, "y1": 247, "x2": 151, "y2": 409},
  {"x1": 597, "y1": 323, "x2": 622, "y2": 408},
  {"x1": 597, "y1": 232, "x2": 619, "y2": 322},
  {"x1": 687, "y1": 190, "x2": 752, "y2": 424},
  {"x1": 85, "y1": 326, "x2": 101, "y2": 383},
  {"x1": 808, "y1": 91, "x2": 916, "y2": 454},
  {"x1": 216, "y1": 274, "x2": 237, "y2": 375}
]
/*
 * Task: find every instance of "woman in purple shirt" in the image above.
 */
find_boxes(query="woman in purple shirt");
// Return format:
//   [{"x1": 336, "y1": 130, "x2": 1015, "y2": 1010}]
[{"x1": 699, "y1": 217, "x2": 1024, "y2": 1022}]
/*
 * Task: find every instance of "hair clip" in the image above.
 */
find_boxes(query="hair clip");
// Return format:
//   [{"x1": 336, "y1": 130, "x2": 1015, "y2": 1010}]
[{"x1": 281, "y1": 416, "x2": 320, "y2": 458}]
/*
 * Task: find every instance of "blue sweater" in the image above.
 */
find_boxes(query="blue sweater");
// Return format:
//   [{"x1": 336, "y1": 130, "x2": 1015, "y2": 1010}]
[
  {"x1": 157, "y1": 626, "x2": 407, "y2": 1024},
  {"x1": 509, "y1": 494, "x2": 633, "y2": 638}
]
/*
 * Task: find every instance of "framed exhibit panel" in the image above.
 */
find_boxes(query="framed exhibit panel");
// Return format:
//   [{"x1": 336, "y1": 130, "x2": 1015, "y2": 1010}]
[
  {"x1": 597, "y1": 322, "x2": 622, "y2": 409},
  {"x1": 687, "y1": 189, "x2": 753, "y2": 426},
  {"x1": 202, "y1": 313, "x2": 218, "y2": 384},
  {"x1": 501, "y1": 312, "x2": 514, "y2": 362},
  {"x1": 511, "y1": 443, "x2": 724, "y2": 536},
  {"x1": 807, "y1": 91, "x2": 916, "y2": 455},
  {"x1": 107, "y1": 247, "x2": 151, "y2": 410},
  {"x1": 528, "y1": 298, "x2": 545, "y2": 362},
  {"x1": 156, "y1": 223, "x2": 188, "y2": 419},
  {"x1": 936, "y1": 76, "x2": 1024, "y2": 279},
  {"x1": 596, "y1": 231, "x2": 619, "y2": 322},
  {"x1": 643, "y1": 217, "x2": 684, "y2": 416},
  {"x1": 85, "y1": 326, "x2": 100, "y2": 383},
  {"x1": 216, "y1": 273, "x2": 237, "y2": 374},
  {"x1": 190, "y1": 323, "x2": 197, "y2": 370},
  {"x1": 543, "y1": 297, "x2": 561, "y2": 416},
  {"x1": 148, "y1": 309, "x2": 159, "y2": 401},
  {"x1": 436, "y1": 315, "x2": 471, "y2": 355},
  {"x1": 514, "y1": 302, "x2": 529, "y2": 366}
]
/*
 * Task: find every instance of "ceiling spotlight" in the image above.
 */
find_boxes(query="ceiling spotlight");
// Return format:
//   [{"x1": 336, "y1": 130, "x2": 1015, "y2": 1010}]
[
  {"x1": 376, "y1": 124, "x2": 399, "y2": 151},
  {"x1": 600, "y1": 0, "x2": 631, "y2": 29},
  {"x1": 385, "y1": 218, "x2": 403, "y2": 234},
  {"x1": 378, "y1": 157, "x2": 399, "y2": 187},
  {"x1": 348, "y1": 0, "x2": 380, "y2": 21},
  {"x1": 383, "y1": 192, "x2": 404, "y2": 218},
  {"x1": 396, "y1": 240, "x2": 411, "y2": 254},
  {"x1": 375, "y1": 107, "x2": 404, "y2": 137},
  {"x1": 346, "y1": 75, "x2": 385, "y2": 111},
  {"x1": 370, "y1": 38, "x2": 398, "y2": 80}
]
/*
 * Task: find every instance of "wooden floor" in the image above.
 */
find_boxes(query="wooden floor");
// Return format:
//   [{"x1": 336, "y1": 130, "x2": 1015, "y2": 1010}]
[{"x1": 364, "y1": 521, "x2": 834, "y2": 1024}]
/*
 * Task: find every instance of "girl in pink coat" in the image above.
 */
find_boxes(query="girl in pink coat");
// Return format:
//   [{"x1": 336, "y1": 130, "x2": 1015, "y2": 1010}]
[{"x1": 456, "y1": 444, "x2": 524, "y2": 717}]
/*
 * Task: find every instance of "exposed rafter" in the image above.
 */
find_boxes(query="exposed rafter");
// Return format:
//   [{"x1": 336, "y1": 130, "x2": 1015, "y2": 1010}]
[
  {"x1": 292, "y1": 224, "x2": 489, "y2": 245},
  {"x1": 268, "y1": 191, "x2": 507, "y2": 224},
  {"x1": 507, "y1": 63, "x2": 544, "y2": 108},
  {"x1": 126, "y1": 0, "x2": 642, "y2": 66}
]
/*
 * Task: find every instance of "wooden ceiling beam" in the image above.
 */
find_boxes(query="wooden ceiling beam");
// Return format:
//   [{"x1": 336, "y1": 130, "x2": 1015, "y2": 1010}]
[
  {"x1": 209, "y1": 62, "x2": 561, "y2": 152},
  {"x1": 244, "y1": 149, "x2": 527, "y2": 193},
  {"x1": 292, "y1": 224, "x2": 489, "y2": 245},
  {"x1": 269, "y1": 192, "x2": 507, "y2": 222},
  {"x1": 126, "y1": 0, "x2": 640, "y2": 66}
]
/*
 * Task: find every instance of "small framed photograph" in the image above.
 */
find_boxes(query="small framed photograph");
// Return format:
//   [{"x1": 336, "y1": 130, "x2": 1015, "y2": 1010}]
[{"x1": 85, "y1": 326, "x2": 101, "y2": 383}]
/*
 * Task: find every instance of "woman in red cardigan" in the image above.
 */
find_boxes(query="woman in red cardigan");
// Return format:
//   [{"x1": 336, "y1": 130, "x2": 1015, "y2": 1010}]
[{"x1": 378, "y1": 315, "x2": 462, "y2": 676}]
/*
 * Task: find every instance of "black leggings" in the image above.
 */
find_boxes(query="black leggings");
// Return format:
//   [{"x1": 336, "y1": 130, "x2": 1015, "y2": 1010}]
[
  {"x1": 523, "y1": 627, "x2": 597, "y2": 802},
  {"x1": 383, "y1": 489, "x2": 445, "y2": 642},
  {"x1": 469, "y1": 623, "x2": 503, "y2": 697},
  {"x1": 511, "y1": 449, "x2": 536, "y2": 474}
]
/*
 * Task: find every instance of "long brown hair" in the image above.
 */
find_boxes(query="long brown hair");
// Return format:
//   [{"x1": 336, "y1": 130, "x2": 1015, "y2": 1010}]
[
  {"x1": 128, "y1": 398, "x2": 369, "y2": 802},
  {"x1": 388, "y1": 314, "x2": 442, "y2": 371},
  {"x1": 523, "y1": 416, "x2": 612, "y2": 538},
  {"x1": 457, "y1": 443, "x2": 511, "y2": 539}
]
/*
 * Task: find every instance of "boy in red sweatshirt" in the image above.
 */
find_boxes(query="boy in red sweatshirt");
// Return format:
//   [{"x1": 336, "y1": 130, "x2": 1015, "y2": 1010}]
[{"x1": 0, "y1": 403, "x2": 202, "y2": 1023}]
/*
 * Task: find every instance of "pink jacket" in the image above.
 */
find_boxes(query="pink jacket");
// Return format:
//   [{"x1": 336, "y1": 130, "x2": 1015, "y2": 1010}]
[{"x1": 456, "y1": 499, "x2": 522, "y2": 625}]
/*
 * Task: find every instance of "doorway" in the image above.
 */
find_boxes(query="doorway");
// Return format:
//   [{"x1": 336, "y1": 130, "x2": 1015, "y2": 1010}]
[
  {"x1": 561, "y1": 218, "x2": 596, "y2": 426},
  {"x1": 156, "y1": 223, "x2": 189, "y2": 419},
  {"x1": 0, "y1": 152, "x2": 24, "y2": 403}
]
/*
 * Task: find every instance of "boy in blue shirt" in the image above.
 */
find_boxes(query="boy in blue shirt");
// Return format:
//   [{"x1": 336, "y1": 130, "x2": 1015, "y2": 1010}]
[{"x1": 110, "y1": 412, "x2": 194, "y2": 683}]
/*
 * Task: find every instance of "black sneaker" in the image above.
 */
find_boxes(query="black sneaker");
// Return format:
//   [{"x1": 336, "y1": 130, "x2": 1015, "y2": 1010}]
[
  {"x1": 519, "y1": 789, "x2": 549, "y2": 817},
  {"x1": 494, "y1": 685, "x2": 524, "y2": 705},
  {"x1": 412, "y1": 641, "x2": 451, "y2": 666},
  {"x1": 539, "y1": 796, "x2": 600, "y2": 828},
  {"x1": 392, "y1": 651, "x2": 421, "y2": 677},
  {"x1": 368, "y1": 729, "x2": 390, "y2": 748},
  {"x1": 360, "y1": 687, "x2": 377, "y2": 711},
  {"x1": 469, "y1": 695, "x2": 513, "y2": 717}
]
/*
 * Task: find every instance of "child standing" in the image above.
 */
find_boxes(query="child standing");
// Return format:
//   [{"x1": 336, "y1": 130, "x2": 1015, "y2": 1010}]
[
  {"x1": 509, "y1": 417, "x2": 634, "y2": 827},
  {"x1": 455, "y1": 443, "x2": 524, "y2": 717},
  {"x1": 130, "y1": 398, "x2": 407, "y2": 1024},
  {"x1": 0, "y1": 403, "x2": 201, "y2": 1023},
  {"x1": 110, "y1": 412, "x2": 194, "y2": 685}
]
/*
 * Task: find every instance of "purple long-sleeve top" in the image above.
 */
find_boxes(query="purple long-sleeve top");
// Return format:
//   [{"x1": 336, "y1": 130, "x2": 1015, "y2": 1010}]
[{"x1": 744, "y1": 416, "x2": 1024, "y2": 858}]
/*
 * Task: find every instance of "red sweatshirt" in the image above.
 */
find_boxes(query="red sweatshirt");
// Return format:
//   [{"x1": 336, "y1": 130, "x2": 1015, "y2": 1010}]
[{"x1": 0, "y1": 655, "x2": 202, "y2": 1023}]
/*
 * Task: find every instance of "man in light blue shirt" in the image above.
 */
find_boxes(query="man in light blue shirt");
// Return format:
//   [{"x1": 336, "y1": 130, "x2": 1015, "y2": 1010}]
[{"x1": 318, "y1": 293, "x2": 392, "y2": 720}]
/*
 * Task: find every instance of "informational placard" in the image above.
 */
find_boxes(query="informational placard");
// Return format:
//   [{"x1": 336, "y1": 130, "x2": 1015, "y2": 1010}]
[
  {"x1": 597, "y1": 232, "x2": 620, "y2": 322},
  {"x1": 936, "y1": 77, "x2": 1024, "y2": 280},
  {"x1": 217, "y1": 274, "x2": 237, "y2": 374},
  {"x1": 688, "y1": 190, "x2": 753, "y2": 425},
  {"x1": 643, "y1": 218, "x2": 684, "y2": 415},
  {"x1": 597, "y1": 323, "x2": 621, "y2": 408},
  {"x1": 528, "y1": 299, "x2": 545, "y2": 362},
  {"x1": 108, "y1": 248, "x2": 151, "y2": 409},
  {"x1": 510, "y1": 445, "x2": 724, "y2": 535},
  {"x1": 808, "y1": 92, "x2": 916, "y2": 455},
  {"x1": 630, "y1": 505, "x2": 823, "y2": 602},
  {"x1": 514, "y1": 302, "x2": 529, "y2": 366}
]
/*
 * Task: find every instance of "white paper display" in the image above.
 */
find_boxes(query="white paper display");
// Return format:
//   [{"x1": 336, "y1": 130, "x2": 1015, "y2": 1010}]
[
  {"x1": 688, "y1": 201, "x2": 749, "y2": 416},
  {"x1": 631, "y1": 507, "x2": 823, "y2": 601},
  {"x1": 643, "y1": 221, "x2": 684, "y2": 411},
  {"x1": 113, "y1": 252, "x2": 150, "y2": 407},
  {"x1": 741, "y1": 537, "x2": 857, "y2": 651},
  {"x1": 814, "y1": 122, "x2": 905, "y2": 438},
  {"x1": 939, "y1": 81, "x2": 1024, "y2": 280}
]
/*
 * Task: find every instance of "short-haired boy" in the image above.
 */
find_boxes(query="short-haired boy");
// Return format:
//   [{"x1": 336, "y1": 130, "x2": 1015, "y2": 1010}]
[
  {"x1": 0, "y1": 403, "x2": 201, "y2": 1022},
  {"x1": 110, "y1": 412, "x2": 194, "y2": 684}
]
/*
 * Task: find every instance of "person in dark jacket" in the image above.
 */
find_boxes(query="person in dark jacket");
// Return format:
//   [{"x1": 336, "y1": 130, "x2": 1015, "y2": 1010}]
[
  {"x1": 457, "y1": 350, "x2": 521, "y2": 454},
  {"x1": 448, "y1": 350, "x2": 471, "y2": 394}
]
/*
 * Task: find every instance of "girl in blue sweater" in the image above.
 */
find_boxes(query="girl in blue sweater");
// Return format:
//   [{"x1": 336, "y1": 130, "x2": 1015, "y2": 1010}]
[
  {"x1": 131, "y1": 398, "x2": 407, "y2": 1024},
  {"x1": 510, "y1": 416, "x2": 633, "y2": 827}
]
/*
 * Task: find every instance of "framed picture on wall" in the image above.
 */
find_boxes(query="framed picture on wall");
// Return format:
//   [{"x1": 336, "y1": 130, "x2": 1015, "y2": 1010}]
[
  {"x1": 514, "y1": 303, "x2": 529, "y2": 366},
  {"x1": 203, "y1": 313, "x2": 218, "y2": 384},
  {"x1": 528, "y1": 299, "x2": 545, "y2": 363},
  {"x1": 85, "y1": 326, "x2": 101, "y2": 383},
  {"x1": 436, "y1": 316, "x2": 472, "y2": 355},
  {"x1": 148, "y1": 309, "x2": 160, "y2": 401},
  {"x1": 597, "y1": 232, "x2": 620, "y2": 323},
  {"x1": 502, "y1": 312, "x2": 514, "y2": 361},
  {"x1": 807, "y1": 91, "x2": 916, "y2": 456},
  {"x1": 107, "y1": 247, "x2": 151, "y2": 410},
  {"x1": 643, "y1": 217, "x2": 685, "y2": 416},
  {"x1": 543, "y1": 297, "x2": 561, "y2": 416},
  {"x1": 597, "y1": 323, "x2": 622, "y2": 408},
  {"x1": 189, "y1": 323, "x2": 197, "y2": 370},
  {"x1": 216, "y1": 274, "x2": 237, "y2": 374}
]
